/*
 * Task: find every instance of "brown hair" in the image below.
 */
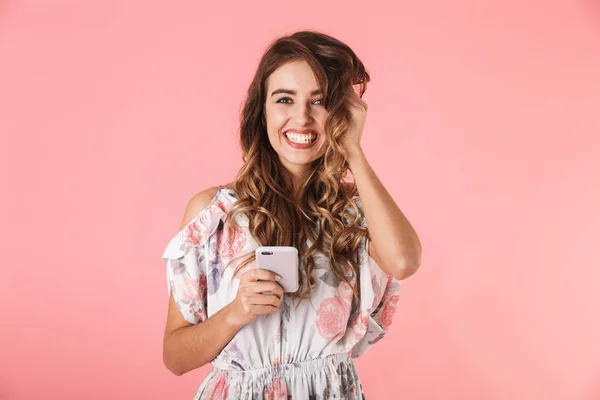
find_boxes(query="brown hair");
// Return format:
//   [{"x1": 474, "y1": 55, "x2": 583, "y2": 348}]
[{"x1": 226, "y1": 30, "x2": 371, "y2": 311}]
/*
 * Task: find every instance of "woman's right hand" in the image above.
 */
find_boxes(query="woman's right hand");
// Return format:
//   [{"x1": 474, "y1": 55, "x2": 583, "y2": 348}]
[{"x1": 225, "y1": 268, "x2": 284, "y2": 328}]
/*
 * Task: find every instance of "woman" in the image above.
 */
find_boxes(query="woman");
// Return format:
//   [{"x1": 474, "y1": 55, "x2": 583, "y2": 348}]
[{"x1": 161, "y1": 30, "x2": 422, "y2": 399}]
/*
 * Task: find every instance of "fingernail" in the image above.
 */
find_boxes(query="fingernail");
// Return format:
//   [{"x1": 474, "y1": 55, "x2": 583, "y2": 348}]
[{"x1": 276, "y1": 275, "x2": 281, "y2": 280}]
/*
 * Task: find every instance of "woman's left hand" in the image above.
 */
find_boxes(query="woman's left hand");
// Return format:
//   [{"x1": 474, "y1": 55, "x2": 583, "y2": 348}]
[{"x1": 342, "y1": 88, "x2": 368, "y2": 158}]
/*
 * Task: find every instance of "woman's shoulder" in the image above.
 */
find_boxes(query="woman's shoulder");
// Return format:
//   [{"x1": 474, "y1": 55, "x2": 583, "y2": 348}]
[
  {"x1": 179, "y1": 186, "x2": 222, "y2": 230},
  {"x1": 180, "y1": 182, "x2": 238, "y2": 230}
]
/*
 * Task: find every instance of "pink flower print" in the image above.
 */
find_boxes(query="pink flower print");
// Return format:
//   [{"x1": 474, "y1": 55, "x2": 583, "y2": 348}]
[
  {"x1": 215, "y1": 199, "x2": 227, "y2": 211},
  {"x1": 206, "y1": 372, "x2": 229, "y2": 400},
  {"x1": 218, "y1": 223, "x2": 246, "y2": 259},
  {"x1": 381, "y1": 294, "x2": 400, "y2": 329},
  {"x1": 354, "y1": 312, "x2": 370, "y2": 342},
  {"x1": 336, "y1": 281, "x2": 354, "y2": 305},
  {"x1": 185, "y1": 220, "x2": 208, "y2": 246},
  {"x1": 179, "y1": 274, "x2": 207, "y2": 302},
  {"x1": 358, "y1": 312, "x2": 369, "y2": 332},
  {"x1": 316, "y1": 297, "x2": 350, "y2": 341},
  {"x1": 345, "y1": 311, "x2": 370, "y2": 346},
  {"x1": 265, "y1": 377, "x2": 288, "y2": 400}
]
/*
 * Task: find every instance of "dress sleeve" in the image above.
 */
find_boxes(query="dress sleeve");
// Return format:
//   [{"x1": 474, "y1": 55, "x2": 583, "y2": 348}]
[
  {"x1": 161, "y1": 197, "x2": 227, "y2": 324},
  {"x1": 350, "y1": 196, "x2": 402, "y2": 358}
]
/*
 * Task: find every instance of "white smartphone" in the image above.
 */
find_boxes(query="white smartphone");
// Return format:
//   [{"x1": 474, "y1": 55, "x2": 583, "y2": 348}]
[{"x1": 255, "y1": 246, "x2": 299, "y2": 293}]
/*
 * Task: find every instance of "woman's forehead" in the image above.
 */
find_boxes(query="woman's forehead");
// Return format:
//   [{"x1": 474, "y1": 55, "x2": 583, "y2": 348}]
[{"x1": 266, "y1": 61, "x2": 320, "y2": 94}]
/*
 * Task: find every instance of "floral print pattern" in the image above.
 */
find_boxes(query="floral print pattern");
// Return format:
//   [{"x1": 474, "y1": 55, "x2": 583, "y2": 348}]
[
  {"x1": 265, "y1": 377, "x2": 288, "y2": 400},
  {"x1": 316, "y1": 297, "x2": 351, "y2": 341},
  {"x1": 162, "y1": 186, "x2": 402, "y2": 399}
]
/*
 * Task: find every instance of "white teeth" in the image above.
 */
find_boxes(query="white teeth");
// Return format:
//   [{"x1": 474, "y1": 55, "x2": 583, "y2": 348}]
[{"x1": 284, "y1": 132, "x2": 317, "y2": 144}]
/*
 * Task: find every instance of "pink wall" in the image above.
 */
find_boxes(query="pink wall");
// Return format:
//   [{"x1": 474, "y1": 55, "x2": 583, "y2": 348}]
[{"x1": 1, "y1": 1, "x2": 599, "y2": 399}]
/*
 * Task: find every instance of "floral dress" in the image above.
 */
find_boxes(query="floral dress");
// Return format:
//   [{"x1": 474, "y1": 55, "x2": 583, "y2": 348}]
[{"x1": 161, "y1": 185, "x2": 401, "y2": 399}]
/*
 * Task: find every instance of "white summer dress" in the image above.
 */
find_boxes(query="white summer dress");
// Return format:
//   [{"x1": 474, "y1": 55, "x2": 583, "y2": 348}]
[{"x1": 161, "y1": 185, "x2": 401, "y2": 399}]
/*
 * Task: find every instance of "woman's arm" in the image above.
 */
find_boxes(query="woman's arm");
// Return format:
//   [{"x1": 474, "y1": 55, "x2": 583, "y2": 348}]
[
  {"x1": 163, "y1": 293, "x2": 243, "y2": 375},
  {"x1": 162, "y1": 189, "x2": 245, "y2": 375},
  {"x1": 347, "y1": 147, "x2": 422, "y2": 280},
  {"x1": 342, "y1": 90, "x2": 422, "y2": 280}
]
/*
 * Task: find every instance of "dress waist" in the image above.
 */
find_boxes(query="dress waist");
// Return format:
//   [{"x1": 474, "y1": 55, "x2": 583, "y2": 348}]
[{"x1": 211, "y1": 352, "x2": 351, "y2": 380}]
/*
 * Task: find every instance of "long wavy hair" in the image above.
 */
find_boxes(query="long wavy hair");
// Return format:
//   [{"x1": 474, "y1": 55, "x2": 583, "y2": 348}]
[{"x1": 224, "y1": 30, "x2": 371, "y2": 311}]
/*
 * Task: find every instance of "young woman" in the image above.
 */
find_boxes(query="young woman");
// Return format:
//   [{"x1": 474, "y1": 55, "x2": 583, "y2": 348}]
[{"x1": 161, "y1": 30, "x2": 422, "y2": 399}]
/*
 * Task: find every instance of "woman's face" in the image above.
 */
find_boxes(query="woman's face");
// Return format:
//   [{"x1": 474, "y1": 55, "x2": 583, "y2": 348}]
[{"x1": 264, "y1": 60, "x2": 328, "y2": 178}]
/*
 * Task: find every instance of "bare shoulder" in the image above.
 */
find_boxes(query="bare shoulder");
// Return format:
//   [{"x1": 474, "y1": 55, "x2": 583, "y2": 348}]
[{"x1": 179, "y1": 186, "x2": 220, "y2": 230}]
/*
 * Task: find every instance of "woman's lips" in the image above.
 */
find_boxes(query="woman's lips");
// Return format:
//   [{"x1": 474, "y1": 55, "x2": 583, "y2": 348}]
[{"x1": 283, "y1": 131, "x2": 318, "y2": 149}]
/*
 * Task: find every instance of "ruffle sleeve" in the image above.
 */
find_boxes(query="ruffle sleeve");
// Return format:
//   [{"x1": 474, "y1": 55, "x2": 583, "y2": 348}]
[
  {"x1": 350, "y1": 196, "x2": 402, "y2": 358},
  {"x1": 161, "y1": 195, "x2": 227, "y2": 324}
]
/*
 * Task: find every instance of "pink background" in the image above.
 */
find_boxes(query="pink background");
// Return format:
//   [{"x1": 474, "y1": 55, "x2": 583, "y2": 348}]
[{"x1": 1, "y1": 1, "x2": 599, "y2": 399}]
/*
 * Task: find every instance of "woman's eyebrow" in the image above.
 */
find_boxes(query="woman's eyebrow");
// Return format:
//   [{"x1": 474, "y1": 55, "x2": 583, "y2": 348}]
[{"x1": 271, "y1": 89, "x2": 322, "y2": 97}]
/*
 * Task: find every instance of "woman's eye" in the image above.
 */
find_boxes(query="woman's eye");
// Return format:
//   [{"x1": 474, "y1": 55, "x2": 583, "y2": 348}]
[{"x1": 276, "y1": 97, "x2": 324, "y2": 105}]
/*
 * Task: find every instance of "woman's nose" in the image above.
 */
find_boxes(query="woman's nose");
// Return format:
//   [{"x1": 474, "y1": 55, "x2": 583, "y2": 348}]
[{"x1": 293, "y1": 103, "x2": 314, "y2": 123}]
